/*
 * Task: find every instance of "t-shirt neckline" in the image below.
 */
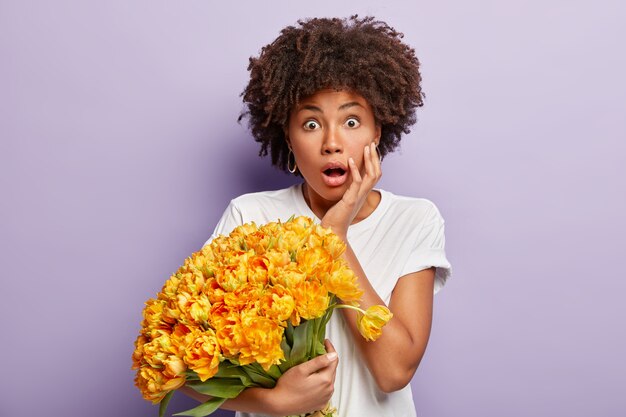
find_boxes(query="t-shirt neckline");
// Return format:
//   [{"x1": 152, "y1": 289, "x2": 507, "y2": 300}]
[{"x1": 291, "y1": 183, "x2": 389, "y2": 235}]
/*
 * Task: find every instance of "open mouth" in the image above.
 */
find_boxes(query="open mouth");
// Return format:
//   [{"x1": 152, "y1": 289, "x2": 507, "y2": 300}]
[
  {"x1": 323, "y1": 167, "x2": 346, "y2": 177},
  {"x1": 321, "y1": 163, "x2": 348, "y2": 186}
]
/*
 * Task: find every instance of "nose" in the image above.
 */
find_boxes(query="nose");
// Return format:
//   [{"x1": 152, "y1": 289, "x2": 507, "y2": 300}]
[{"x1": 322, "y1": 127, "x2": 342, "y2": 154}]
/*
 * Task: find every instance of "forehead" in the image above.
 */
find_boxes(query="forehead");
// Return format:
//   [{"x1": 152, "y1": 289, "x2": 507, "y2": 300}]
[{"x1": 294, "y1": 89, "x2": 371, "y2": 111}]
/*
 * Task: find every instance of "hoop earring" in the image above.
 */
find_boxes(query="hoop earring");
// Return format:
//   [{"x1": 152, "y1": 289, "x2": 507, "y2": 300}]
[{"x1": 287, "y1": 149, "x2": 297, "y2": 174}]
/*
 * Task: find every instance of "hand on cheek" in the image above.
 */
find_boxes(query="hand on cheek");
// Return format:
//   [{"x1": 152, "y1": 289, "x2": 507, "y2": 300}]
[{"x1": 321, "y1": 142, "x2": 382, "y2": 238}]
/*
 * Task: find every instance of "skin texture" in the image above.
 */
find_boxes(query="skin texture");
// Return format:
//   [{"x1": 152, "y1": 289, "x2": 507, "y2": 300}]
[{"x1": 183, "y1": 89, "x2": 435, "y2": 414}]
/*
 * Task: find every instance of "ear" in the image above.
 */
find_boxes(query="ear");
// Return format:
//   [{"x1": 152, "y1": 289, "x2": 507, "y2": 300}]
[
  {"x1": 374, "y1": 124, "x2": 382, "y2": 146},
  {"x1": 283, "y1": 127, "x2": 291, "y2": 148}
]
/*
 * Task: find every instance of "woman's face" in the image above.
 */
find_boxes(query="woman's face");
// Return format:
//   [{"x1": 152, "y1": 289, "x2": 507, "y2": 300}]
[{"x1": 287, "y1": 89, "x2": 381, "y2": 203}]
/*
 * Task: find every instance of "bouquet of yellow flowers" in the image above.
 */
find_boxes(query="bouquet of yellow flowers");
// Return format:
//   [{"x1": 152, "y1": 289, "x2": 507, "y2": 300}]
[{"x1": 132, "y1": 216, "x2": 392, "y2": 417}]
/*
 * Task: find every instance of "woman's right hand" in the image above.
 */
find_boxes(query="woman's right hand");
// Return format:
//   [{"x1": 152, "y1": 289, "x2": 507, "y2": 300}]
[{"x1": 268, "y1": 339, "x2": 339, "y2": 416}]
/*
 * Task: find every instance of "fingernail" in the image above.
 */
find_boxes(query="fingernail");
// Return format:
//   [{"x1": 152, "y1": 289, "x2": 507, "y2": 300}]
[
  {"x1": 326, "y1": 352, "x2": 338, "y2": 361},
  {"x1": 365, "y1": 146, "x2": 369, "y2": 154}
]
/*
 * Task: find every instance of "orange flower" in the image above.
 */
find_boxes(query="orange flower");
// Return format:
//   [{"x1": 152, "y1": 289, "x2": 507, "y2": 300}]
[
  {"x1": 184, "y1": 328, "x2": 222, "y2": 382},
  {"x1": 247, "y1": 255, "x2": 270, "y2": 287},
  {"x1": 260, "y1": 285, "x2": 295, "y2": 323},
  {"x1": 270, "y1": 267, "x2": 305, "y2": 288},
  {"x1": 214, "y1": 310, "x2": 246, "y2": 359},
  {"x1": 291, "y1": 279, "x2": 330, "y2": 321},
  {"x1": 133, "y1": 332, "x2": 186, "y2": 403},
  {"x1": 141, "y1": 299, "x2": 170, "y2": 333},
  {"x1": 224, "y1": 285, "x2": 262, "y2": 312},
  {"x1": 265, "y1": 249, "x2": 291, "y2": 268},
  {"x1": 214, "y1": 253, "x2": 249, "y2": 292},
  {"x1": 238, "y1": 309, "x2": 285, "y2": 370},
  {"x1": 131, "y1": 334, "x2": 149, "y2": 370},
  {"x1": 323, "y1": 261, "x2": 363, "y2": 304},
  {"x1": 188, "y1": 294, "x2": 212, "y2": 325},
  {"x1": 135, "y1": 367, "x2": 168, "y2": 403},
  {"x1": 296, "y1": 246, "x2": 332, "y2": 277}
]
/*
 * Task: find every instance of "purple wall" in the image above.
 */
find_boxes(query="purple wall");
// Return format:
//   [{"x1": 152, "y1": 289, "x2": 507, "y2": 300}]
[{"x1": 2, "y1": 1, "x2": 625, "y2": 416}]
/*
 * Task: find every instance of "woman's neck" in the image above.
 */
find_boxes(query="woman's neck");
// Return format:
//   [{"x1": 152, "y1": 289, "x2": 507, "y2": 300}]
[{"x1": 302, "y1": 183, "x2": 381, "y2": 225}]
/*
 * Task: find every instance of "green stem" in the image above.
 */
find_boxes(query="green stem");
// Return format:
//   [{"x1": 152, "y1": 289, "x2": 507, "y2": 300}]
[{"x1": 331, "y1": 304, "x2": 366, "y2": 315}]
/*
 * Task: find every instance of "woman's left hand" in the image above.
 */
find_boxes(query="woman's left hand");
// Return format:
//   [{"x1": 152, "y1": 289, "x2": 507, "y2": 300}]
[{"x1": 320, "y1": 142, "x2": 381, "y2": 239}]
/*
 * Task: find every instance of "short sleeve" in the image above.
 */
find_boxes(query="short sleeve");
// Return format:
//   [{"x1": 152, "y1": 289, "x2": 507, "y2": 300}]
[
  {"x1": 202, "y1": 201, "x2": 243, "y2": 247},
  {"x1": 399, "y1": 204, "x2": 452, "y2": 294}
]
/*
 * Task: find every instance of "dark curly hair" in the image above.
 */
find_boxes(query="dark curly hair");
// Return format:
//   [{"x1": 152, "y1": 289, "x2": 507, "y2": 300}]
[{"x1": 239, "y1": 15, "x2": 424, "y2": 173}]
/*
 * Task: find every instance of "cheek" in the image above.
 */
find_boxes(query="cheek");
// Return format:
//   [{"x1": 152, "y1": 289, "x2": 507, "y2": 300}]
[{"x1": 291, "y1": 149, "x2": 316, "y2": 172}]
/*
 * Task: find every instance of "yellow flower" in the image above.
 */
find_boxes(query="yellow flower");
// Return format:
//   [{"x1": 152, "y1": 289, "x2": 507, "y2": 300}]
[
  {"x1": 205, "y1": 277, "x2": 226, "y2": 304},
  {"x1": 260, "y1": 285, "x2": 295, "y2": 323},
  {"x1": 133, "y1": 332, "x2": 186, "y2": 403},
  {"x1": 229, "y1": 222, "x2": 259, "y2": 240},
  {"x1": 283, "y1": 216, "x2": 312, "y2": 235},
  {"x1": 238, "y1": 309, "x2": 285, "y2": 370},
  {"x1": 135, "y1": 366, "x2": 186, "y2": 404},
  {"x1": 135, "y1": 367, "x2": 167, "y2": 403},
  {"x1": 131, "y1": 334, "x2": 148, "y2": 370},
  {"x1": 215, "y1": 253, "x2": 249, "y2": 292},
  {"x1": 270, "y1": 267, "x2": 305, "y2": 288},
  {"x1": 224, "y1": 285, "x2": 262, "y2": 312},
  {"x1": 141, "y1": 299, "x2": 169, "y2": 333},
  {"x1": 188, "y1": 294, "x2": 212, "y2": 324},
  {"x1": 265, "y1": 249, "x2": 291, "y2": 268},
  {"x1": 357, "y1": 305, "x2": 393, "y2": 341},
  {"x1": 213, "y1": 308, "x2": 246, "y2": 358},
  {"x1": 291, "y1": 279, "x2": 330, "y2": 321},
  {"x1": 159, "y1": 274, "x2": 182, "y2": 301},
  {"x1": 296, "y1": 247, "x2": 332, "y2": 277},
  {"x1": 321, "y1": 230, "x2": 346, "y2": 260},
  {"x1": 163, "y1": 355, "x2": 186, "y2": 378},
  {"x1": 323, "y1": 261, "x2": 363, "y2": 303},
  {"x1": 184, "y1": 328, "x2": 222, "y2": 382},
  {"x1": 247, "y1": 255, "x2": 270, "y2": 287}
]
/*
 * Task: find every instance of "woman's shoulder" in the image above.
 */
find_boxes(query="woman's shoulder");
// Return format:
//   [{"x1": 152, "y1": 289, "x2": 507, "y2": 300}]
[
  {"x1": 379, "y1": 189, "x2": 444, "y2": 223},
  {"x1": 230, "y1": 184, "x2": 299, "y2": 207}
]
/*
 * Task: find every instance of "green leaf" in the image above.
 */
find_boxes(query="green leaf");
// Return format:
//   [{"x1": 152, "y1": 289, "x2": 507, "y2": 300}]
[
  {"x1": 173, "y1": 397, "x2": 226, "y2": 417},
  {"x1": 278, "y1": 337, "x2": 293, "y2": 373},
  {"x1": 188, "y1": 378, "x2": 246, "y2": 399},
  {"x1": 284, "y1": 321, "x2": 295, "y2": 347},
  {"x1": 265, "y1": 364, "x2": 282, "y2": 380},
  {"x1": 214, "y1": 363, "x2": 253, "y2": 386},
  {"x1": 242, "y1": 363, "x2": 277, "y2": 387},
  {"x1": 184, "y1": 370, "x2": 201, "y2": 381},
  {"x1": 313, "y1": 339, "x2": 327, "y2": 356},
  {"x1": 290, "y1": 320, "x2": 310, "y2": 365},
  {"x1": 159, "y1": 391, "x2": 174, "y2": 417}
]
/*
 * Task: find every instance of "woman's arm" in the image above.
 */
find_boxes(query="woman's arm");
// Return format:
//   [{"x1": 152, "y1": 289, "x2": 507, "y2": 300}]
[
  {"x1": 341, "y1": 246, "x2": 434, "y2": 392},
  {"x1": 180, "y1": 340, "x2": 339, "y2": 416},
  {"x1": 321, "y1": 143, "x2": 435, "y2": 392}
]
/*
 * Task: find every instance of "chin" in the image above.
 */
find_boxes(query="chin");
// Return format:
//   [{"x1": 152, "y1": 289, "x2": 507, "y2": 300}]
[{"x1": 316, "y1": 185, "x2": 348, "y2": 202}]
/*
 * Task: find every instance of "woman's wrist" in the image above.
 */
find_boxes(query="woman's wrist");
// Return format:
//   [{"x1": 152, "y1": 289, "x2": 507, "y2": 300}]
[
  {"x1": 320, "y1": 221, "x2": 348, "y2": 241},
  {"x1": 262, "y1": 385, "x2": 290, "y2": 416}
]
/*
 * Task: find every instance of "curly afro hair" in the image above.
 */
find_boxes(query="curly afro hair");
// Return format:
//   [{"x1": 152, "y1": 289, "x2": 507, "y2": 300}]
[{"x1": 240, "y1": 15, "x2": 424, "y2": 173}]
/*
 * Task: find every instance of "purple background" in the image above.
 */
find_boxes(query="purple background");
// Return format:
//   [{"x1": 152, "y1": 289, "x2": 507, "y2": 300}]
[{"x1": 2, "y1": 1, "x2": 625, "y2": 416}]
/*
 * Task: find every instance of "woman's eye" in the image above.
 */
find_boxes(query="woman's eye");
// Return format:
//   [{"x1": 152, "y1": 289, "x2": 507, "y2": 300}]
[
  {"x1": 303, "y1": 120, "x2": 320, "y2": 130},
  {"x1": 345, "y1": 118, "x2": 360, "y2": 128}
]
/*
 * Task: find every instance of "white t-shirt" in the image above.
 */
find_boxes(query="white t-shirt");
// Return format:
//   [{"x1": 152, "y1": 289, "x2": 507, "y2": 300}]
[{"x1": 206, "y1": 183, "x2": 451, "y2": 417}]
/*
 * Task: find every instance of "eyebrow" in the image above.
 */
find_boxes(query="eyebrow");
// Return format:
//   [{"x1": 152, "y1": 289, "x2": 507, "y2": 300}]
[{"x1": 298, "y1": 102, "x2": 364, "y2": 113}]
